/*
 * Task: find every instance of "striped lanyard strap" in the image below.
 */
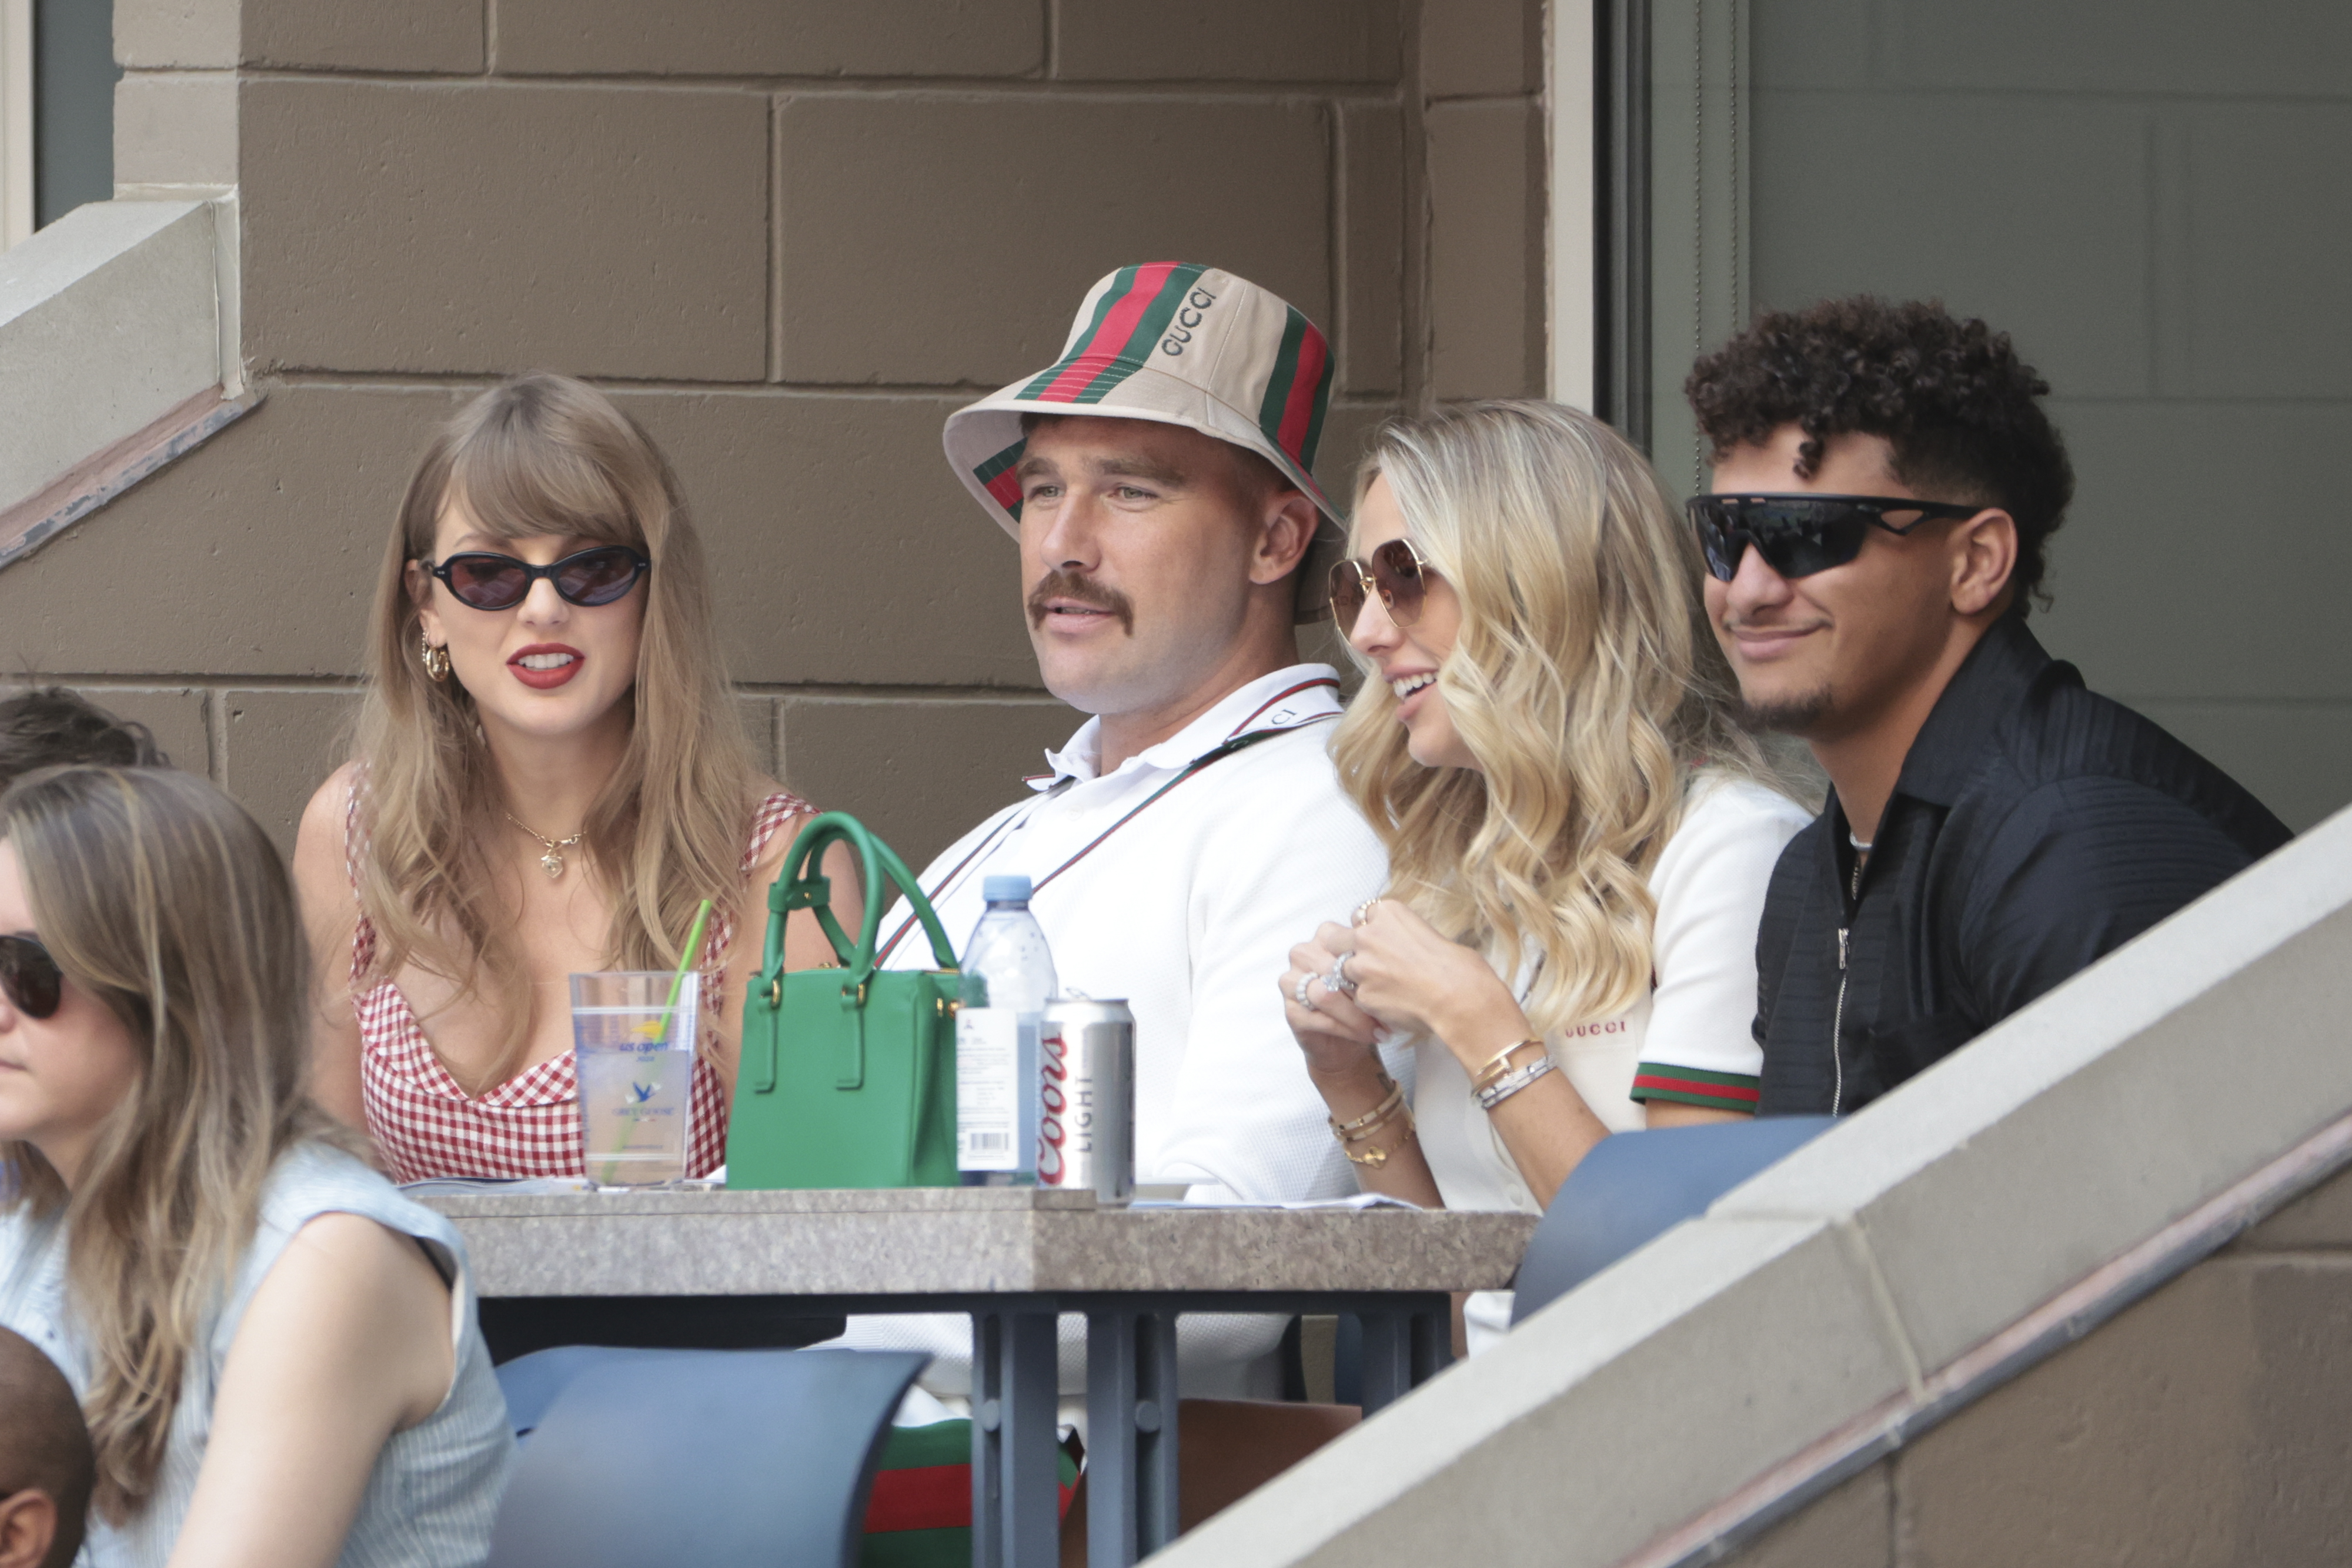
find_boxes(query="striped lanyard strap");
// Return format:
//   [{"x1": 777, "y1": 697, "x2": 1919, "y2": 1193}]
[{"x1": 873, "y1": 678, "x2": 1341, "y2": 965}]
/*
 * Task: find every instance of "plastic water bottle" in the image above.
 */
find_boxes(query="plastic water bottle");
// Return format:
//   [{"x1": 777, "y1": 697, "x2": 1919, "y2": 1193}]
[{"x1": 957, "y1": 874, "x2": 1058, "y2": 1185}]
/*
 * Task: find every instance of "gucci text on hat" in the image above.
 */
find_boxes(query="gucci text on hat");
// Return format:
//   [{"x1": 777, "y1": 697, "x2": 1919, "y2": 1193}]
[{"x1": 941, "y1": 262, "x2": 1348, "y2": 621}]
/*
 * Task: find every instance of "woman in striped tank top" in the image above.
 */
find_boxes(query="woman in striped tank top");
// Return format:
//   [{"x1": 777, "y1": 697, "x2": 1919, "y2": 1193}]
[
  {"x1": 292, "y1": 375, "x2": 858, "y2": 1182},
  {"x1": 0, "y1": 767, "x2": 512, "y2": 1567}
]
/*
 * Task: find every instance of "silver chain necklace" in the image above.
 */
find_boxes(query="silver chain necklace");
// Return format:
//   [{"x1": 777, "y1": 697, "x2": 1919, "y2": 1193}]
[{"x1": 506, "y1": 813, "x2": 586, "y2": 880}]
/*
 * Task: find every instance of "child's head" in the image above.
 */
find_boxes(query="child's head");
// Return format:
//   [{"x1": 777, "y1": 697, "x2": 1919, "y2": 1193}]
[
  {"x1": 0, "y1": 1326, "x2": 92, "y2": 1568},
  {"x1": 0, "y1": 688, "x2": 169, "y2": 795}
]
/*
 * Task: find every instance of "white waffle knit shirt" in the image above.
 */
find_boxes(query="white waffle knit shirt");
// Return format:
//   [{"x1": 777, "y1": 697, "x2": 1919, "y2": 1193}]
[
  {"x1": 1425, "y1": 771, "x2": 1815, "y2": 1353},
  {"x1": 836, "y1": 663, "x2": 1396, "y2": 1400}
]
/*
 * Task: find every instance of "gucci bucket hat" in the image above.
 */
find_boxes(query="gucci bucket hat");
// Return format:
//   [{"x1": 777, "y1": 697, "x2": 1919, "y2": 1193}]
[{"x1": 941, "y1": 262, "x2": 1347, "y2": 621}]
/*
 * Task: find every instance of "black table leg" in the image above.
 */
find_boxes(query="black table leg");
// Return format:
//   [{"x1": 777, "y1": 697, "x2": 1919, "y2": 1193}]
[
  {"x1": 1354, "y1": 1294, "x2": 1452, "y2": 1415},
  {"x1": 1084, "y1": 1308, "x2": 1180, "y2": 1567},
  {"x1": 971, "y1": 1309, "x2": 1062, "y2": 1568}
]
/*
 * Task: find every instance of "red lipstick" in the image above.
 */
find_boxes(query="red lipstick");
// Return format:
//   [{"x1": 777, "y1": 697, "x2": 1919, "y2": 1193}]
[{"x1": 508, "y1": 643, "x2": 584, "y2": 690}]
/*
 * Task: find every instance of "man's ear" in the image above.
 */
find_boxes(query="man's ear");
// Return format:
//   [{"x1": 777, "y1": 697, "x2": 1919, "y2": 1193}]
[
  {"x1": 1247, "y1": 490, "x2": 1321, "y2": 587},
  {"x1": 0, "y1": 1489, "x2": 59, "y2": 1568},
  {"x1": 1949, "y1": 507, "x2": 2018, "y2": 618}
]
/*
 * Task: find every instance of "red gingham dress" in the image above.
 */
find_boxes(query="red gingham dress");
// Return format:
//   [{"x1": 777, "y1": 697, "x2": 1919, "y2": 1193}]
[{"x1": 347, "y1": 790, "x2": 814, "y2": 1182}]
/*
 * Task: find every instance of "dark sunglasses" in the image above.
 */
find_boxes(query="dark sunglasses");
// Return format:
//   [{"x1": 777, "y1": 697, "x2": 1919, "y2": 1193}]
[
  {"x1": 0, "y1": 934, "x2": 62, "y2": 1021},
  {"x1": 1687, "y1": 494, "x2": 1986, "y2": 582},
  {"x1": 1329, "y1": 539, "x2": 1438, "y2": 630},
  {"x1": 422, "y1": 546, "x2": 652, "y2": 612}
]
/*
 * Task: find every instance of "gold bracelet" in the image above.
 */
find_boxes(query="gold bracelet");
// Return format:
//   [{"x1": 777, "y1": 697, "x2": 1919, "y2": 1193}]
[
  {"x1": 1336, "y1": 1109, "x2": 1402, "y2": 1147},
  {"x1": 1341, "y1": 1108, "x2": 1417, "y2": 1168},
  {"x1": 1328, "y1": 1076, "x2": 1404, "y2": 1139},
  {"x1": 1472, "y1": 1038, "x2": 1546, "y2": 1094},
  {"x1": 1336, "y1": 1086, "x2": 1402, "y2": 1171}
]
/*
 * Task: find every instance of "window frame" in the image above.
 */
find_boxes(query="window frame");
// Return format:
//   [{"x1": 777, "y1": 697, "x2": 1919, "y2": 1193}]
[{"x1": 1, "y1": 0, "x2": 32, "y2": 249}]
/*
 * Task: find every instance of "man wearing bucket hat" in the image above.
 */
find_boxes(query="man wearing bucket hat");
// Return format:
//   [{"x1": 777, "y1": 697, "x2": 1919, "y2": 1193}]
[{"x1": 839, "y1": 265, "x2": 1395, "y2": 1428}]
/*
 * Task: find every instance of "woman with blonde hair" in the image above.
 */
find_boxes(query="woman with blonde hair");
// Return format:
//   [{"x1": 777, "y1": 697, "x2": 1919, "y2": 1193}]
[
  {"x1": 0, "y1": 766, "x2": 510, "y2": 1565},
  {"x1": 1281, "y1": 401, "x2": 1814, "y2": 1349},
  {"x1": 293, "y1": 373, "x2": 854, "y2": 1180}
]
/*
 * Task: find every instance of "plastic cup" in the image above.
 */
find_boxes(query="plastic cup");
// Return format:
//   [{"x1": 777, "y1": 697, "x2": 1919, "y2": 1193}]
[{"x1": 571, "y1": 971, "x2": 700, "y2": 1188}]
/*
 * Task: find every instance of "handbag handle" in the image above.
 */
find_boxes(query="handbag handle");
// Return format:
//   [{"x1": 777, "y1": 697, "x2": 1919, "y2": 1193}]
[{"x1": 760, "y1": 812, "x2": 960, "y2": 1001}]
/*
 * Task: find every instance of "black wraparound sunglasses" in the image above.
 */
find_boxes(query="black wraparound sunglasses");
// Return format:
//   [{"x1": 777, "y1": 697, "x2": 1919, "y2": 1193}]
[
  {"x1": 0, "y1": 934, "x2": 63, "y2": 1020},
  {"x1": 422, "y1": 546, "x2": 652, "y2": 611},
  {"x1": 1688, "y1": 494, "x2": 1987, "y2": 582}
]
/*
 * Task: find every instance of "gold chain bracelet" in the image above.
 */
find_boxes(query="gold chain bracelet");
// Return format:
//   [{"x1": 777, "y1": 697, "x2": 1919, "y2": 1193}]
[
  {"x1": 1329, "y1": 1076, "x2": 1415, "y2": 1168},
  {"x1": 1340, "y1": 1108, "x2": 1416, "y2": 1167}
]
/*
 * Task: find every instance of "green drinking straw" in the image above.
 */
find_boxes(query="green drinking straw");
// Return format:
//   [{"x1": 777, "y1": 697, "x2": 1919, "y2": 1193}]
[
  {"x1": 665, "y1": 898, "x2": 716, "y2": 1025},
  {"x1": 628, "y1": 897, "x2": 715, "y2": 1042},
  {"x1": 601, "y1": 898, "x2": 716, "y2": 1182}
]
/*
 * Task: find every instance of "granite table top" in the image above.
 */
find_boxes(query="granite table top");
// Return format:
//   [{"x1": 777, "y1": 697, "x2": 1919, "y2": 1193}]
[{"x1": 417, "y1": 1188, "x2": 1539, "y2": 1300}]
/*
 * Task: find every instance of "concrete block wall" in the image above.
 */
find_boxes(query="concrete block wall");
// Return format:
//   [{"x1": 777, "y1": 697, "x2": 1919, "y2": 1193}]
[
  {"x1": 1421, "y1": 0, "x2": 1548, "y2": 401},
  {"x1": 1727, "y1": 1162, "x2": 2352, "y2": 1568},
  {"x1": 5, "y1": 0, "x2": 1549, "y2": 870}
]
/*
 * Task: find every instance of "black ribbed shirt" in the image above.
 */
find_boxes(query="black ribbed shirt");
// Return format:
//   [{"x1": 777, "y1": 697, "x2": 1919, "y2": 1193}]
[{"x1": 1753, "y1": 616, "x2": 2292, "y2": 1116}]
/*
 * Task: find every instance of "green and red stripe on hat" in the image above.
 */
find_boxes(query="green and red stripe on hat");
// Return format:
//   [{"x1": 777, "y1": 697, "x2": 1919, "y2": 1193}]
[{"x1": 941, "y1": 262, "x2": 1350, "y2": 623}]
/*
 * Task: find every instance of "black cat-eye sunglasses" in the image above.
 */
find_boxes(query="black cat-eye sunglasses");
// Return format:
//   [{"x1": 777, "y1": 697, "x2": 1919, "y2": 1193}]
[{"x1": 420, "y1": 546, "x2": 652, "y2": 611}]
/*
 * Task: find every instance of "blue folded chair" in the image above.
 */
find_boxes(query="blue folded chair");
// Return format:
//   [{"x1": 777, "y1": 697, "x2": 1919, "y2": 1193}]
[
  {"x1": 1511, "y1": 1116, "x2": 1836, "y2": 1324},
  {"x1": 486, "y1": 1346, "x2": 929, "y2": 1568},
  {"x1": 495, "y1": 1343, "x2": 700, "y2": 1442}
]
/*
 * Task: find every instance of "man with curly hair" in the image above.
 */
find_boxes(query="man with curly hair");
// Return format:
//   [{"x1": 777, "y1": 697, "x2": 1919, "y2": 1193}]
[{"x1": 1684, "y1": 296, "x2": 2289, "y2": 1115}]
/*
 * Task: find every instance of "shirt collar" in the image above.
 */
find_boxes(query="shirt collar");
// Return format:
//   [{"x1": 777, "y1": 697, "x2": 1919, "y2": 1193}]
[
  {"x1": 1031, "y1": 663, "x2": 1346, "y2": 790},
  {"x1": 1889, "y1": 614, "x2": 2060, "y2": 807}
]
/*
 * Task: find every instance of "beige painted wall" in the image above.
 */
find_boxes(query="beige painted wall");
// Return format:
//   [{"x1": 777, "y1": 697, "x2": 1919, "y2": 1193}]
[
  {"x1": 8, "y1": 0, "x2": 1548, "y2": 871},
  {"x1": 1723, "y1": 1160, "x2": 2352, "y2": 1568}
]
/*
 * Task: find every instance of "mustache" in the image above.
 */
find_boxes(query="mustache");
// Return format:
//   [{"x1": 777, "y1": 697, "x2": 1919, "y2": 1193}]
[{"x1": 1027, "y1": 570, "x2": 1135, "y2": 635}]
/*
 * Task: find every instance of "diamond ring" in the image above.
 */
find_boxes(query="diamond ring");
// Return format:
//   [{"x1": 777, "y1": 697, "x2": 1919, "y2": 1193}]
[{"x1": 1327, "y1": 954, "x2": 1357, "y2": 995}]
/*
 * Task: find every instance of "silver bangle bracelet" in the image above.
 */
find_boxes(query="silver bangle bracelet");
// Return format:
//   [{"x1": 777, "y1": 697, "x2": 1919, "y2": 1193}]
[{"x1": 1475, "y1": 1053, "x2": 1555, "y2": 1112}]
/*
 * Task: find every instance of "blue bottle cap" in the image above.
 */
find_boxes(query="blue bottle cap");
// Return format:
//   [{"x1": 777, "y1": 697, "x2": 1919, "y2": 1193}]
[{"x1": 982, "y1": 874, "x2": 1033, "y2": 902}]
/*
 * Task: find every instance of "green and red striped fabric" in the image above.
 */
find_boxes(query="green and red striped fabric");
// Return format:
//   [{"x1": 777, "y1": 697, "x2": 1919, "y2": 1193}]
[
  {"x1": 1254, "y1": 307, "x2": 1334, "y2": 474},
  {"x1": 1629, "y1": 1062, "x2": 1763, "y2": 1113},
  {"x1": 860, "y1": 1420, "x2": 1078, "y2": 1568},
  {"x1": 1017, "y1": 262, "x2": 1211, "y2": 407},
  {"x1": 973, "y1": 439, "x2": 1028, "y2": 521}
]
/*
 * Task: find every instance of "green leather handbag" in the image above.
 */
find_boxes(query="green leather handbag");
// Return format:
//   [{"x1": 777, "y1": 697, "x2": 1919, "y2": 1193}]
[{"x1": 725, "y1": 811, "x2": 963, "y2": 1189}]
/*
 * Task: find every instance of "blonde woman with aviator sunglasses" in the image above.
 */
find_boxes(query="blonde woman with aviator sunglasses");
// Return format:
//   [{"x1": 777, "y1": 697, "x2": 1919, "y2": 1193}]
[{"x1": 1279, "y1": 401, "x2": 1815, "y2": 1353}]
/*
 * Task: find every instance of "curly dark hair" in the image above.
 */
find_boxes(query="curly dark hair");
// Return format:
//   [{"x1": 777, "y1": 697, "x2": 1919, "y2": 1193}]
[
  {"x1": 0, "y1": 686, "x2": 170, "y2": 793},
  {"x1": 1684, "y1": 296, "x2": 2075, "y2": 614}
]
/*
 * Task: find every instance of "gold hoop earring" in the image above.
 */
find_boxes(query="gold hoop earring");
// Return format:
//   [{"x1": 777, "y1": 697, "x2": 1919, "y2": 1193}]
[{"x1": 421, "y1": 634, "x2": 452, "y2": 683}]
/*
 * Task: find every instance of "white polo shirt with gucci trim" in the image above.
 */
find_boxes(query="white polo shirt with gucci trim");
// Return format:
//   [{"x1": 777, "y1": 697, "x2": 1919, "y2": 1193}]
[{"x1": 838, "y1": 663, "x2": 1394, "y2": 1402}]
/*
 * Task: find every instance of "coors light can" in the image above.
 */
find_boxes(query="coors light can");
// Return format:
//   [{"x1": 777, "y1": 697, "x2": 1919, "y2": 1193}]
[{"x1": 1036, "y1": 996, "x2": 1134, "y2": 1204}]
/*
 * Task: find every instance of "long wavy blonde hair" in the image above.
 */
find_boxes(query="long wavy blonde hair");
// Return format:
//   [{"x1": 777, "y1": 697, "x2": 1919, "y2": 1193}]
[
  {"x1": 352, "y1": 375, "x2": 757, "y2": 1087},
  {"x1": 1332, "y1": 400, "x2": 1788, "y2": 1035},
  {"x1": 1, "y1": 767, "x2": 355, "y2": 1520}
]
